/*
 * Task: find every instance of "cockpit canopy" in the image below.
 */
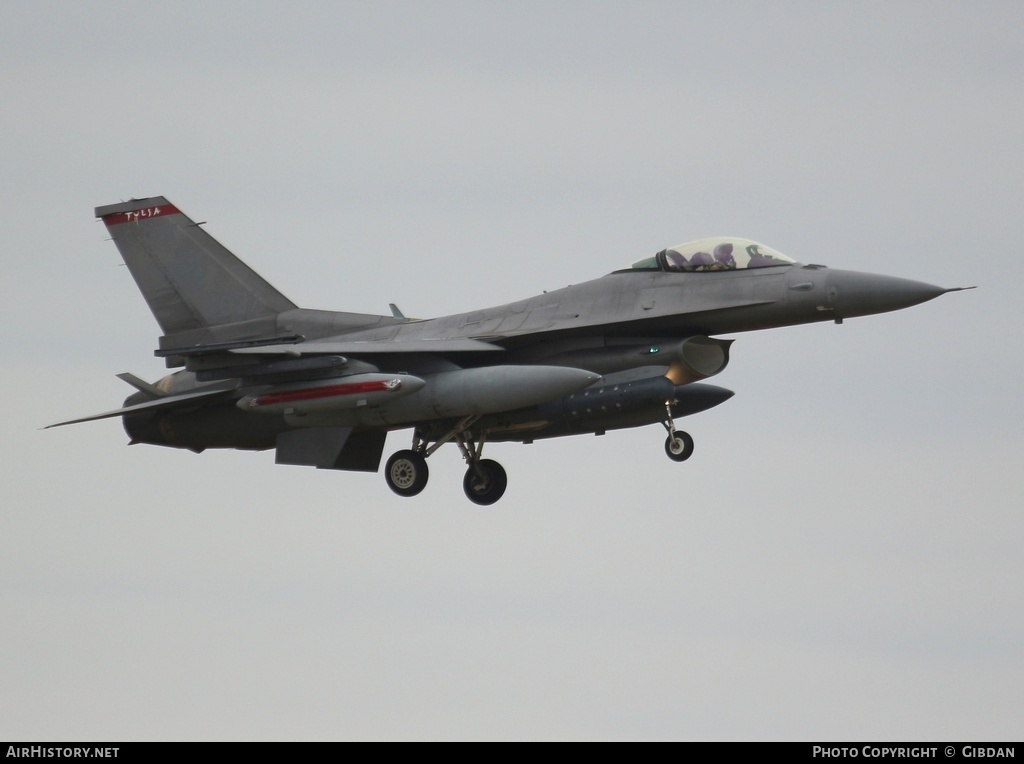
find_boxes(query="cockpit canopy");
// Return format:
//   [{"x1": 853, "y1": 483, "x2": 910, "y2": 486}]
[{"x1": 627, "y1": 237, "x2": 797, "y2": 273}]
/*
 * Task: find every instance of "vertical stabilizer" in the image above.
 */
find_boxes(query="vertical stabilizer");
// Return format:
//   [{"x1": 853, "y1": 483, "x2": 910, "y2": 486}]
[{"x1": 95, "y1": 196, "x2": 297, "y2": 334}]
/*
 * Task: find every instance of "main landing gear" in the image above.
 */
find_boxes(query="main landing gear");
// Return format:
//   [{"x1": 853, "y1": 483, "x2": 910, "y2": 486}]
[{"x1": 383, "y1": 416, "x2": 508, "y2": 505}]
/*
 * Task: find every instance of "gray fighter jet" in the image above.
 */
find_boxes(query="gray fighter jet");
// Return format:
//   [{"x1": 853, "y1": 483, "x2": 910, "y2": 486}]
[{"x1": 49, "y1": 196, "x2": 969, "y2": 504}]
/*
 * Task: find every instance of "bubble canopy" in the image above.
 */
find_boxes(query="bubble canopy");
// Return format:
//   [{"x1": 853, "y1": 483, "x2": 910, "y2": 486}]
[{"x1": 627, "y1": 237, "x2": 798, "y2": 273}]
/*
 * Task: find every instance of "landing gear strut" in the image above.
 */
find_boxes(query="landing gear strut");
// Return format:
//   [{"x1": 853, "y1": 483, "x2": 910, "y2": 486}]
[{"x1": 661, "y1": 400, "x2": 694, "y2": 462}]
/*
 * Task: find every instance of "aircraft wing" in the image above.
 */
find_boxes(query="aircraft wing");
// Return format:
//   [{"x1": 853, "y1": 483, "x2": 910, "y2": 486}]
[{"x1": 46, "y1": 387, "x2": 234, "y2": 428}]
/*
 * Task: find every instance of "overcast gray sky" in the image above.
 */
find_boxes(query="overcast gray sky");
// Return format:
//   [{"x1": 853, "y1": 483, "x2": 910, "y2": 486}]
[{"x1": 2, "y1": 0, "x2": 1021, "y2": 741}]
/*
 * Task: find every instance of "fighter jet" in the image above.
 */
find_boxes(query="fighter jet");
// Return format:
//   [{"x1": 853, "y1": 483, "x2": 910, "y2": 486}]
[{"x1": 49, "y1": 196, "x2": 969, "y2": 504}]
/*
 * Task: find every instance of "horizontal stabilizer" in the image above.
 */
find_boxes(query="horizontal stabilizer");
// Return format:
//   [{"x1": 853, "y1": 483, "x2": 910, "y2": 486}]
[
  {"x1": 46, "y1": 386, "x2": 232, "y2": 429},
  {"x1": 230, "y1": 338, "x2": 505, "y2": 356}
]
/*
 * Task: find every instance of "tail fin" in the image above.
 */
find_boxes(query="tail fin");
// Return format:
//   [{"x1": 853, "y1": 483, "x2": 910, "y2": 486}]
[{"x1": 96, "y1": 196, "x2": 297, "y2": 334}]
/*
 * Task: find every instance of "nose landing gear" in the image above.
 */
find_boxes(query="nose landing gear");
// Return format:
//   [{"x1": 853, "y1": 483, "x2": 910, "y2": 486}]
[{"x1": 661, "y1": 400, "x2": 694, "y2": 462}]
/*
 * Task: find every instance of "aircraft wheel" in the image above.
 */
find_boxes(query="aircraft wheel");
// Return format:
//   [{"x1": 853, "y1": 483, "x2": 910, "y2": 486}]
[
  {"x1": 385, "y1": 450, "x2": 429, "y2": 497},
  {"x1": 463, "y1": 459, "x2": 507, "y2": 505},
  {"x1": 665, "y1": 430, "x2": 694, "y2": 462}
]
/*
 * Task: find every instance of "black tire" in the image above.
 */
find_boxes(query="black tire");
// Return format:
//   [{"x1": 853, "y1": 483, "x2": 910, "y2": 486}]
[
  {"x1": 463, "y1": 459, "x2": 508, "y2": 505},
  {"x1": 664, "y1": 430, "x2": 694, "y2": 462},
  {"x1": 385, "y1": 450, "x2": 429, "y2": 497}
]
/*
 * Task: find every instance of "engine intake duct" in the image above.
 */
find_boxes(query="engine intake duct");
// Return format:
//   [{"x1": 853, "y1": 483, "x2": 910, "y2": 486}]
[{"x1": 664, "y1": 336, "x2": 732, "y2": 385}]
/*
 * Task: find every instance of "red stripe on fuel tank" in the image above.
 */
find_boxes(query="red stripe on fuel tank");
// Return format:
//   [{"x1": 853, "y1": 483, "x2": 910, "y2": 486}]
[
  {"x1": 100, "y1": 204, "x2": 182, "y2": 226},
  {"x1": 252, "y1": 379, "x2": 401, "y2": 407}
]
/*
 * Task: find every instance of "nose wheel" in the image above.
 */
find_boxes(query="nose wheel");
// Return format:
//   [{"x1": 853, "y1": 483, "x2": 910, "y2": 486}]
[{"x1": 664, "y1": 430, "x2": 694, "y2": 462}]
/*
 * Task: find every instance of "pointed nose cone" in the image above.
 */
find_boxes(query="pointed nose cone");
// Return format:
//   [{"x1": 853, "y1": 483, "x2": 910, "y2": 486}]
[{"x1": 826, "y1": 269, "x2": 949, "y2": 319}]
